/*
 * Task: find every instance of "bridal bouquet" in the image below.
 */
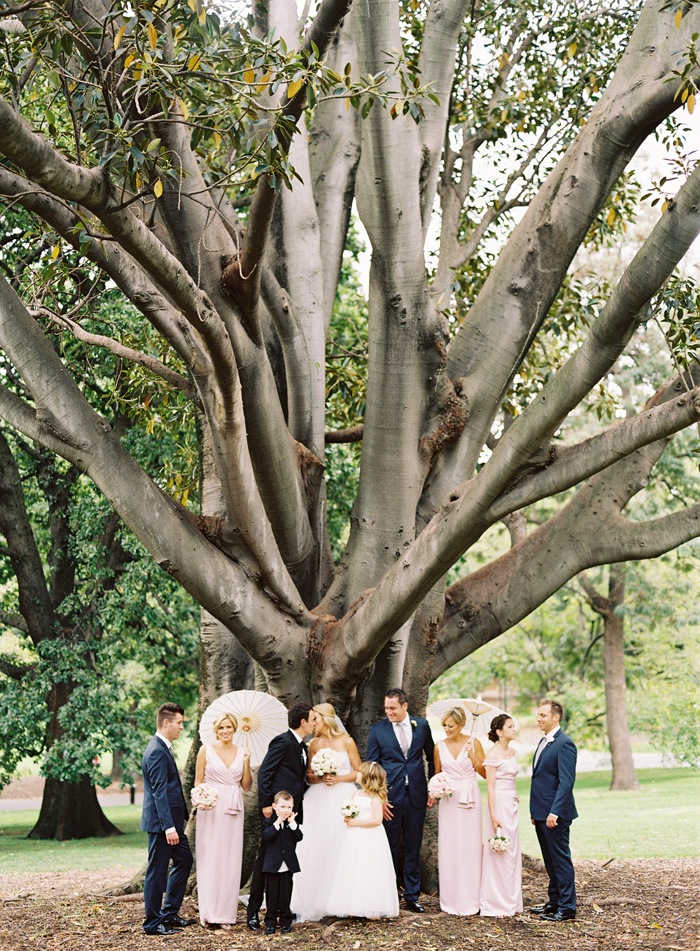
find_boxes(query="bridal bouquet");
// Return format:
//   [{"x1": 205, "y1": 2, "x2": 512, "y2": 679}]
[
  {"x1": 191, "y1": 783, "x2": 219, "y2": 811},
  {"x1": 488, "y1": 828, "x2": 511, "y2": 853},
  {"x1": 340, "y1": 800, "x2": 360, "y2": 819},
  {"x1": 310, "y1": 748, "x2": 341, "y2": 776},
  {"x1": 428, "y1": 772, "x2": 455, "y2": 800}
]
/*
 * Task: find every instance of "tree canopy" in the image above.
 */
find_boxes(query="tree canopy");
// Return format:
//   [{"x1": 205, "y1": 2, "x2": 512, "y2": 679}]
[{"x1": 1, "y1": 0, "x2": 699, "y2": 739}]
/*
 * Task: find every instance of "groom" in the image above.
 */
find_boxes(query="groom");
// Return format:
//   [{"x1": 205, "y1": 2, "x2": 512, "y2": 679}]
[
  {"x1": 529, "y1": 699, "x2": 578, "y2": 922},
  {"x1": 246, "y1": 701, "x2": 314, "y2": 932},
  {"x1": 366, "y1": 688, "x2": 435, "y2": 912},
  {"x1": 141, "y1": 702, "x2": 195, "y2": 936}
]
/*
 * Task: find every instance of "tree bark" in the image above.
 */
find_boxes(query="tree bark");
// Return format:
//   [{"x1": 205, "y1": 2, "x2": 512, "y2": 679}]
[{"x1": 602, "y1": 567, "x2": 640, "y2": 791}]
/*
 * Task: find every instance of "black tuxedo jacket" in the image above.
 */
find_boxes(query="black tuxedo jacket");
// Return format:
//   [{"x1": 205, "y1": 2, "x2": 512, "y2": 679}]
[
  {"x1": 257, "y1": 730, "x2": 307, "y2": 816},
  {"x1": 140, "y1": 735, "x2": 188, "y2": 834},
  {"x1": 261, "y1": 816, "x2": 303, "y2": 874},
  {"x1": 366, "y1": 715, "x2": 435, "y2": 809}
]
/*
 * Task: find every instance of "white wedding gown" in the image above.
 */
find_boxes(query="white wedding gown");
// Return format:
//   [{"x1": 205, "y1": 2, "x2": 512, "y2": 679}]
[
  {"x1": 325, "y1": 794, "x2": 399, "y2": 919},
  {"x1": 290, "y1": 749, "x2": 355, "y2": 921}
]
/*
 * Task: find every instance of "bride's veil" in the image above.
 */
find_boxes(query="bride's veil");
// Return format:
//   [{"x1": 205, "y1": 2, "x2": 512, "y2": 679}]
[{"x1": 334, "y1": 714, "x2": 348, "y2": 735}]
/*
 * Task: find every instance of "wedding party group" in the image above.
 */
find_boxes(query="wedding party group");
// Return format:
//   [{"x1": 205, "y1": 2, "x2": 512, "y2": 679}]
[{"x1": 139, "y1": 690, "x2": 578, "y2": 936}]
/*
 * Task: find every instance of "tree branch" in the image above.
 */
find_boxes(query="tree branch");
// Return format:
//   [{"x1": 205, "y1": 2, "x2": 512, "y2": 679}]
[
  {"x1": 489, "y1": 386, "x2": 700, "y2": 522},
  {"x1": 41, "y1": 309, "x2": 196, "y2": 400},
  {"x1": 238, "y1": 0, "x2": 354, "y2": 295},
  {"x1": 0, "y1": 609, "x2": 28, "y2": 634},
  {"x1": 430, "y1": 0, "x2": 700, "y2": 493},
  {"x1": 0, "y1": 97, "x2": 223, "y2": 339},
  {"x1": 0, "y1": 273, "x2": 308, "y2": 620},
  {"x1": 0, "y1": 655, "x2": 35, "y2": 679}
]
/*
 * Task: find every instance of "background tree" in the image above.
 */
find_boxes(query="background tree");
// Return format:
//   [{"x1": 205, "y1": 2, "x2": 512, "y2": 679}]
[
  {"x1": 0, "y1": 0, "x2": 699, "y2": 758},
  {"x1": 0, "y1": 420, "x2": 200, "y2": 838}
]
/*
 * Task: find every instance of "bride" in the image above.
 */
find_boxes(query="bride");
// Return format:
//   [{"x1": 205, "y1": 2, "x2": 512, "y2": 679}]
[{"x1": 290, "y1": 703, "x2": 361, "y2": 921}]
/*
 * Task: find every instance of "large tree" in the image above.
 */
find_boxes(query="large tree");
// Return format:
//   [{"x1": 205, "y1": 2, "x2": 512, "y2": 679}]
[{"x1": 1, "y1": 0, "x2": 699, "y2": 745}]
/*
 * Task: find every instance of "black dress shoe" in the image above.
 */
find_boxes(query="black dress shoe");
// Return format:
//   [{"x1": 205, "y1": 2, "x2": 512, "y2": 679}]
[
  {"x1": 530, "y1": 902, "x2": 558, "y2": 915},
  {"x1": 404, "y1": 899, "x2": 425, "y2": 913},
  {"x1": 540, "y1": 909, "x2": 576, "y2": 922},
  {"x1": 280, "y1": 925, "x2": 292, "y2": 933},
  {"x1": 146, "y1": 923, "x2": 179, "y2": 935},
  {"x1": 247, "y1": 915, "x2": 261, "y2": 931},
  {"x1": 163, "y1": 915, "x2": 197, "y2": 928},
  {"x1": 265, "y1": 925, "x2": 276, "y2": 934}
]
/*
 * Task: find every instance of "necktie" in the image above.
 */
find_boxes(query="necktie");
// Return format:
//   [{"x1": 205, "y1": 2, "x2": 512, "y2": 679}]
[
  {"x1": 533, "y1": 736, "x2": 546, "y2": 767},
  {"x1": 398, "y1": 721, "x2": 410, "y2": 758}
]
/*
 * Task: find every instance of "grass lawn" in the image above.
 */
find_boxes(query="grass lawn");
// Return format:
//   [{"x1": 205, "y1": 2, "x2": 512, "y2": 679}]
[
  {"x1": 0, "y1": 804, "x2": 146, "y2": 874},
  {"x1": 513, "y1": 767, "x2": 700, "y2": 861},
  {"x1": 0, "y1": 769, "x2": 698, "y2": 876}
]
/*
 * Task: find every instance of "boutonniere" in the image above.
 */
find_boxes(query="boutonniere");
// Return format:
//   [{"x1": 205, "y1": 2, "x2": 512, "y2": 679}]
[{"x1": 410, "y1": 720, "x2": 417, "y2": 729}]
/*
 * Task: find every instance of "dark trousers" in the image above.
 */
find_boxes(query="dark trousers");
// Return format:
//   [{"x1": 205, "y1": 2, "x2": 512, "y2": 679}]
[
  {"x1": 247, "y1": 837, "x2": 267, "y2": 919},
  {"x1": 264, "y1": 871, "x2": 294, "y2": 929},
  {"x1": 384, "y1": 794, "x2": 426, "y2": 902},
  {"x1": 143, "y1": 831, "x2": 193, "y2": 933},
  {"x1": 535, "y1": 820, "x2": 576, "y2": 912}
]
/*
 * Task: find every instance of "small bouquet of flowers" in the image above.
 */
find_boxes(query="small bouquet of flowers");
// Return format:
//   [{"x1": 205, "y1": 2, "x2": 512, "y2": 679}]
[
  {"x1": 310, "y1": 748, "x2": 341, "y2": 777},
  {"x1": 340, "y1": 800, "x2": 360, "y2": 819},
  {"x1": 428, "y1": 772, "x2": 455, "y2": 800},
  {"x1": 488, "y1": 827, "x2": 511, "y2": 853},
  {"x1": 191, "y1": 782, "x2": 219, "y2": 811}
]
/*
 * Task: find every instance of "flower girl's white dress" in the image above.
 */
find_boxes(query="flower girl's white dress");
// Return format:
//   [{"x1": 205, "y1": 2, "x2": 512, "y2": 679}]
[{"x1": 325, "y1": 793, "x2": 399, "y2": 918}]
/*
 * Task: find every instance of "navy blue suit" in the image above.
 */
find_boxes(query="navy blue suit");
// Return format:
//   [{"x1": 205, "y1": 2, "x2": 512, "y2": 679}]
[
  {"x1": 366, "y1": 716, "x2": 435, "y2": 902},
  {"x1": 248, "y1": 730, "x2": 308, "y2": 920},
  {"x1": 141, "y1": 735, "x2": 193, "y2": 934},
  {"x1": 529, "y1": 729, "x2": 578, "y2": 913}
]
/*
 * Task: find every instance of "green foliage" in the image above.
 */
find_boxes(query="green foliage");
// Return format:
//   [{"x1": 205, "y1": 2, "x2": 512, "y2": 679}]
[
  {"x1": 431, "y1": 550, "x2": 700, "y2": 764},
  {"x1": 0, "y1": 308, "x2": 199, "y2": 790},
  {"x1": 0, "y1": 1, "x2": 435, "y2": 199},
  {"x1": 0, "y1": 486, "x2": 200, "y2": 788}
]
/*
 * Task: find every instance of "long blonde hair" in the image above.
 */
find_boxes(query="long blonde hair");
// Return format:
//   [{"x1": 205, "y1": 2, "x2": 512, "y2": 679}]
[
  {"x1": 312, "y1": 703, "x2": 344, "y2": 739},
  {"x1": 359, "y1": 761, "x2": 388, "y2": 801}
]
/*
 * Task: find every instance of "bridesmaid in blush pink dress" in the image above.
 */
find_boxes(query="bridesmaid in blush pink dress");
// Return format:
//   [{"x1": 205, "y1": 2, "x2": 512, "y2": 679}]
[
  {"x1": 480, "y1": 714, "x2": 523, "y2": 917},
  {"x1": 433, "y1": 706, "x2": 486, "y2": 916},
  {"x1": 194, "y1": 713, "x2": 252, "y2": 928}
]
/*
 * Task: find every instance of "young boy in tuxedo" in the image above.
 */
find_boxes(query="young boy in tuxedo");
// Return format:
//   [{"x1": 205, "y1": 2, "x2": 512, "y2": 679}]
[{"x1": 262, "y1": 790, "x2": 303, "y2": 934}]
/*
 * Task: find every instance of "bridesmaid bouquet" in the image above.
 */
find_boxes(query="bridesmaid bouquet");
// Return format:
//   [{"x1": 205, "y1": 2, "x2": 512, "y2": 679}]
[
  {"x1": 340, "y1": 800, "x2": 360, "y2": 818},
  {"x1": 310, "y1": 748, "x2": 341, "y2": 776},
  {"x1": 191, "y1": 782, "x2": 219, "y2": 811},
  {"x1": 428, "y1": 772, "x2": 455, "y2": 800},
  {"x1": 488, "y1": 828, "x2": 511, "y2": 853}
]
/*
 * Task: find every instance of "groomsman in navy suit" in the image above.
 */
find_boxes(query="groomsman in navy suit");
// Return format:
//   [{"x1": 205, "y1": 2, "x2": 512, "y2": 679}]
[
  {"x1": 366, "y1": 688, "x2": 435, "y2": 912},
  {"x1": 529, "y1": 699, "x2": 578, "y2": 922},
  {"x1": 141, "y1": 702, "x2": 195, "y2": 936}
]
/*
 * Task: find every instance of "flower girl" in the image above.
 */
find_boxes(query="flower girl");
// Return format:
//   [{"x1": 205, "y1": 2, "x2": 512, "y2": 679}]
[{"x1": 325, "y1": 761, "x2": 399, "y2": 919}]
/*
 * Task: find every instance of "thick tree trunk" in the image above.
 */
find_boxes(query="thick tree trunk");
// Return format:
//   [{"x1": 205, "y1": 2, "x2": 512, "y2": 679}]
[
  {"x1": 28, "y1": 680, "x2": 121, "y2": 840},
  {"x1": 603, "y1": 567, "x2": 640, "y2": 791},
  {"x1": 28, "y1": 775, "x2": 121, "y2": 840}
]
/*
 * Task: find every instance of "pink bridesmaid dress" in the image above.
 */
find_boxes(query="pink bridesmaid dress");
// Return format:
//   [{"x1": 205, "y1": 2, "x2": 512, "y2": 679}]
[
  {"x1": 479, "y1": 754, "x2": 523, "y2": 916},
  {"x1": 196, "y1": 746, "x2": 245, "y2": 925},
  {"x1": 437, "y1": 739, "x2": 483, "y2": 915}
]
